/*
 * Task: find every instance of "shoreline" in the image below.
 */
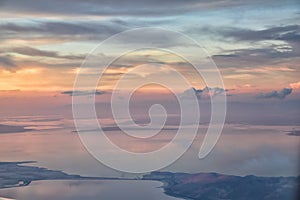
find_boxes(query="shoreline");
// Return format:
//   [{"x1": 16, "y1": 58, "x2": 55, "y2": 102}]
[{"x1": 1, "y1": 162, "x2": 299, "y2": 200}]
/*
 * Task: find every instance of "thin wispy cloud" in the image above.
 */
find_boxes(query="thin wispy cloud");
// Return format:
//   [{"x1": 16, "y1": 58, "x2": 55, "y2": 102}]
[
  {"x1": 209, "y1": 25, "x2": 300, "y2": 42},
  {"x1": 61, "y1": 90, "x2": 107, "y2": 96},
  {"x1": 12, "y1": 46, "x2": 85, "y2": 60}
]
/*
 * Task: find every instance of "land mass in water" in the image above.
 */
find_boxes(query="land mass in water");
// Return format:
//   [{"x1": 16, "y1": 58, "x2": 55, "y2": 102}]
[
  {"x1": 143, "y1": 171, "x2": 299, "y2": 200},
  {"x1": 0, "y1": 161, "x2": 120, "y2": 189},
  {"x1": 0, "y1": 162, "x2": 299, "y2": 200}
]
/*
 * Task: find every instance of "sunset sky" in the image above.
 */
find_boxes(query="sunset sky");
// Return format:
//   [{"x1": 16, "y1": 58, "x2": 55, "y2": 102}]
[
  {"x1": 0, "y1": 0, "x2": 299, "y2": 91},
  {"x1": 0, "y1": 0, "x2": 299, "y2": 123}
]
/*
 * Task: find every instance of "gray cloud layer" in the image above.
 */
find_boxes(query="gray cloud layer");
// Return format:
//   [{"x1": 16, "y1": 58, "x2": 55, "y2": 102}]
[
  {"x1": 0, "y1": 46, "x2": 86, "y2": 70},
  {"x1": 209, "y1": 24, "x2": 300, "y2": 70},
  {"x1": 61, "y1": 90, "x2": 106, "y2": 96},
  {"x1": 0, "y1": 21, "x2": 125, "y2": 41},
  {"x1": 256, "y1": 88, "x2": 293, "y2": 99},
  {"x1": 1, "y1": 0, "x2": 295, "y2": 17},
  {"x1": 183, "y1": 86, "x2": 227, "y2": 99},
  {"x1": 214, "y1": 25, "x2": 300, "y2": 42},
  {"x1": 11, "y1": 46, "x2": 85, "y2": 60},
  {"x1": 0, "y1": 55, "x2": 16, "y2": 68}
]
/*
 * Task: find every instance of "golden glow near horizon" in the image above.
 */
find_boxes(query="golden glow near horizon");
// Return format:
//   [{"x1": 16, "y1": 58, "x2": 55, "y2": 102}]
[
  {"x1": 0, "y1": 2, "x2": 299, "y2": 96},
  {"x1": 1, "y1": 61, "x2": 299, "y2": 93}
]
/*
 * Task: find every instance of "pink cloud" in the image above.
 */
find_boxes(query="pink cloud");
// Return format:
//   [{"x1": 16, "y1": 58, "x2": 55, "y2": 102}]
[{"x1": 289, "y1": 81, "x2": 300, "y2": 89}]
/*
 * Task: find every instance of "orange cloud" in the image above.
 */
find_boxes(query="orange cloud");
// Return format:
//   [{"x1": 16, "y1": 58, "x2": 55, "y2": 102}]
[{"x1": 290, "y1": 81, "x2": 300, "y2": 89}]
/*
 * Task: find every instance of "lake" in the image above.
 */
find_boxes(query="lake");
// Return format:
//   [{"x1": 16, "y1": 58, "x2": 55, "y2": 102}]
[
  {"x1": 0, "y1": 122, "x2": 299, "y2": 177},
  {"x1": 0, "y1": 180, "x2": 181, "y2": 200}
]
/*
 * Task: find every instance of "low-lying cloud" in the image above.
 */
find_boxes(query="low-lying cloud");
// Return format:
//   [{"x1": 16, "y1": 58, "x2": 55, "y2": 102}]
[
  {"x1": 256, "y1": 88, "x2": 292, "y2": 100},
  {"x1": 183, "y1": 86, "x2": 226, "y2": 99},
  {"x1": 61, "y1": 90, "x2": 106, "y2": 96}
]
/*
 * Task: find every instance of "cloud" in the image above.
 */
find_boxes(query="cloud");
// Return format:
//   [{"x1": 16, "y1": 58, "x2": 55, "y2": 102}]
[
  {"x1": 61, "y1": 90, "x2": 106, "y2": 96},
  {"x1": 0, "y1": 21, "x2": 125, "y2": 42},
  {"x1": 11, "y1": 46, "x2": 85, "y2": 60},
  {"x1": 286, "y1": 130, "x2": 300, "y2": 136},
  {"x1": 214, "y1": 46, "x2": 295, "y2": 59},
  {"x1": 256, "y1": 88, "x2": 292, "y2": 100},
  {"x1": 183, "y1": 86, "x2": 226, "y2": 99},
  {"x1": 0, "y1": 55, "x2": 17, "y2": 68},
  {"x1": 0, "y1": 0, "x2": 292, "y2": 17},
  {"x1": 0, "y1": 124, "x2": 29, "y2": 134},
  {"x1": 0, "y1": 89, "x2": 20, "y2": 93},
  {"x1": 212, "y1": 45, "x2": 299, "y2": 69},
  {"x1": 212, "y1": 25, "x2": 300, "y2": 42},
  {"x1": 289, "y1": 81, "x2": 300, "y2": 89},
  {"x1": 205, "y1": 24, "x2": 300, "y2": 69}
]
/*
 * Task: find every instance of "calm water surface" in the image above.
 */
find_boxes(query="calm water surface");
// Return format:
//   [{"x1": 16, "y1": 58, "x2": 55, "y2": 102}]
[{"x1": 0, "y1": 180, "x2": 181, "y2": 200}]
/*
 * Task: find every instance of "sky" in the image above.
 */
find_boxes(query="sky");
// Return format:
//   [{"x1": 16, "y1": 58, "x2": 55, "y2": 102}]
[{"x1": 0, "y1": 0, "x2": 299, "y2": 124}]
